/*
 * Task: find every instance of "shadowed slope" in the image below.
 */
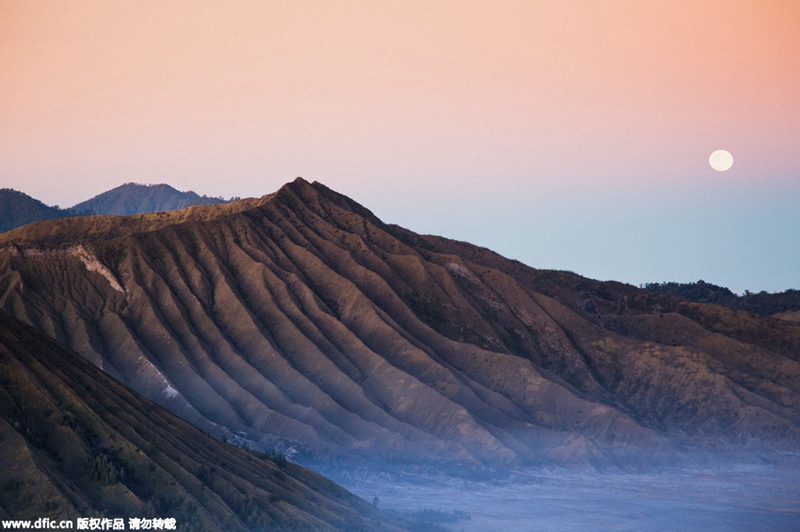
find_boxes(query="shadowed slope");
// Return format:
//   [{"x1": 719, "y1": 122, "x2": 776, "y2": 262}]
[
  {"x1": 0, "y1": 310, "x2": 403, "y2": 530},
  {"x1": 0, "y1": 178, "x2": 798, "y2": 471}
]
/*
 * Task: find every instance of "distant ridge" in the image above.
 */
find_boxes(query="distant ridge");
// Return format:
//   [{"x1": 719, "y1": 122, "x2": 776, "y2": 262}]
[
  {"x1": 1, "y1": 184, "x2": 231, "y2": 235},
  {"x1": 71, "y1": 182, "x2": 230, "y2": 216},
  {"x1": 0, "y1": 188, "x2": 85, "y2": 233}
]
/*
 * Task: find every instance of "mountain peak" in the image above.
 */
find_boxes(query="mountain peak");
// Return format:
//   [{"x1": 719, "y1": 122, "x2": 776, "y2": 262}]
[
  {"x1": 72, "y1": 182, "x2": 229, "y2": 216},
  {"x1": 273, "y1": 177, "x2": 385, "y2": 229}
]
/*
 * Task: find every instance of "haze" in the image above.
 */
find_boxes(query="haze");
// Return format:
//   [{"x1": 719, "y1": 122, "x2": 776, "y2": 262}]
[
  {"x1": 2, "y1": 1, "x2": 799, "y2": 293},
  {"x1": 340, "y1": 459, "x2": 800, "y2": 531}
]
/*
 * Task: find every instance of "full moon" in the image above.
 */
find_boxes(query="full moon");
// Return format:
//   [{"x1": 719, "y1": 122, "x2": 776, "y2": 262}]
[{"x1": 709, "y1": 149, "x2": 734, "y2": 171}]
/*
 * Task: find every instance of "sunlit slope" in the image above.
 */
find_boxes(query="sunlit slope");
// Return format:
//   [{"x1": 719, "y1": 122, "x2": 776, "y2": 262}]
[
  {"x1": 1, "y1": 178, "x2": 798, "y2": 468},
  {"x1": 0, "y1": 310, "x2": 402, "y2": 530}
]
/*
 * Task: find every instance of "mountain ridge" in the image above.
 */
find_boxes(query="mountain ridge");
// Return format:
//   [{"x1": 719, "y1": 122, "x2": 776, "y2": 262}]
[{"x1": 1, "y1": 177, "x2": 797, "y2": 472}]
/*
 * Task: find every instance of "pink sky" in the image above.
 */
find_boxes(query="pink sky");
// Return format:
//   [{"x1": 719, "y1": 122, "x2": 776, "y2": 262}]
[{"x1": 2, "y1": 1, "x2": 799, "y2": 291}]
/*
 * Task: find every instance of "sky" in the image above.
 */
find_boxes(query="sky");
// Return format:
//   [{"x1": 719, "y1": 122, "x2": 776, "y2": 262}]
[{"x1": 2, "y1": 1, "x2": 799, "y2": 293}]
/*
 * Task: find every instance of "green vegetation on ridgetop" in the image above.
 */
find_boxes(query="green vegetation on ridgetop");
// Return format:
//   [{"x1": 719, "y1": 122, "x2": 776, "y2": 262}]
[{"x1": 643, "y1": 280, "x2": 800, "y2": 318}]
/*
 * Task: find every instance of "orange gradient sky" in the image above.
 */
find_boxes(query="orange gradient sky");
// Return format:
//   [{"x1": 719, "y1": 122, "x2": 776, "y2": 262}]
[{"x1": 2, "y1": 1, "x2": 799, "y2": 292}]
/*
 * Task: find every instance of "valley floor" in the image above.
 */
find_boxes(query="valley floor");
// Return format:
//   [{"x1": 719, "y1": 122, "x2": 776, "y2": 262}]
[{"x1": 333, "y1": 454, "x2": 800, "y2": 531}]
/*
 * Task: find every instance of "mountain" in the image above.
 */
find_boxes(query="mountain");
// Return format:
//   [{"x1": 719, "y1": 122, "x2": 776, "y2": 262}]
[
  {"x1": 0, "y1": 188, "x2": 84, "y2": 234},
  {"x1": 71, "y1": 183, "x2": 229, "y2": 216},
  {"x1": 0, "y1": 309, "x2": 403, "y2": 530},
  {"x1": 0, "y1": 178, "x2": 798, "y2": 472}
]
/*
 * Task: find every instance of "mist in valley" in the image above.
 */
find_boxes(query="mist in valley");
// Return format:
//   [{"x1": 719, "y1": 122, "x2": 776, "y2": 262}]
[{"x1": 321, "y1": 452, "x2": 800, "y2": 531}]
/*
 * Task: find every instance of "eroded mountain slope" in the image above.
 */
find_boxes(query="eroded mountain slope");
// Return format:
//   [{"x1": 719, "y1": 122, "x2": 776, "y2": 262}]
[
  {"x1": 0, "y1": 178, "x2": 798, "y2": 469},
  {"x1": 0, "y1": 310, "x2": 401, "y2": 530}
]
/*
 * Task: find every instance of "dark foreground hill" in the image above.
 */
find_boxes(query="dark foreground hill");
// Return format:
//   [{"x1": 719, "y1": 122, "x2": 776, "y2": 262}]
[
  {"x1": 71, "y1": 183, "x2": 229, "y2": 216},
  {"x1": 0, "y1": 178, "x2": 798, "y2": 472},
  {"x1": 0, "y1": 310, "x2": 402, "y2": 530}
]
